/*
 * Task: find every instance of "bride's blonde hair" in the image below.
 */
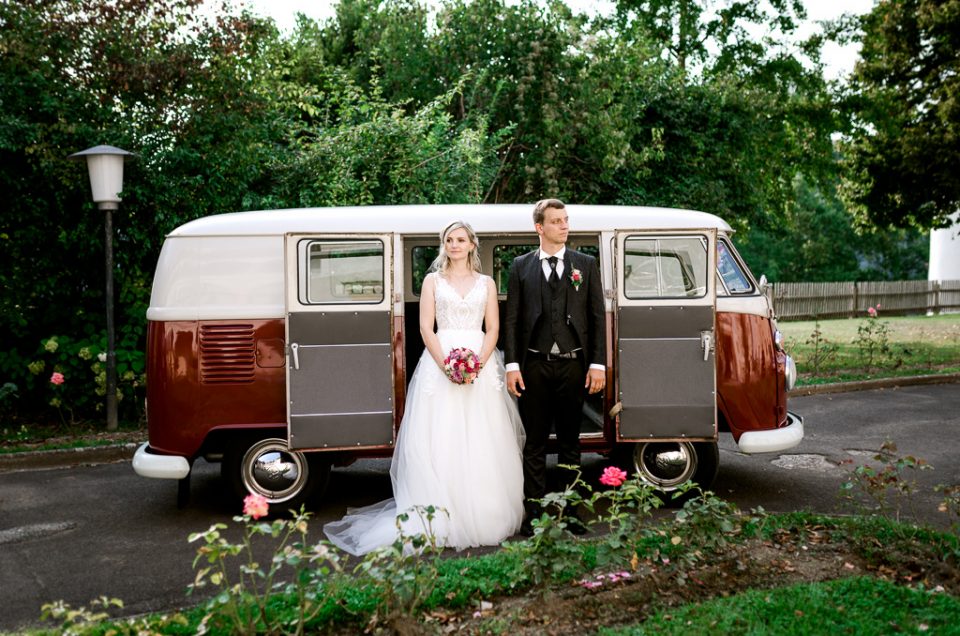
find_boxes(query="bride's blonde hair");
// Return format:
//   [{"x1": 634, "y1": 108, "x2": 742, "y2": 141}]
[{"x1": 431, "y1": 220, "x2": 482, "y2": 274}]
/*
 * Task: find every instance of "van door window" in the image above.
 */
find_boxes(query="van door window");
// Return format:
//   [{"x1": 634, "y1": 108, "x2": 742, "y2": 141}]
[
  {"x1": 717, "y1": 241, "x2": 753, "y2": 294},
  {"x1": 305, "y1": 240, "x2": 385, "y2": 304},
  {"x1": 493, "y1": 243, "x2": 600, "y2": 294},
  {"x1": 623, "y1": 236, "x2": 707, "y2": 299}
]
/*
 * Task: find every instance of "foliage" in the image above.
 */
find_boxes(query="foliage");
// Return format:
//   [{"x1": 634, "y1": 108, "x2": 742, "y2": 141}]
[
  {"x1": 612, "y1": 0, "x2": 811, "y2": 78},
  {"x1": 737, "y1": 175, "x2": 929, "y2": 283},
  {"x1": 853, "y1": 305, "x2": 893, "y2": 371},
  {"x1": 779, "y1": 314, "x2": 960, "y2": 384},
  {"x1": 44, "y1": 495, "x2": 960, "y2": 635},
  {"x1": 839, "y1": 439, "x2": 933, "y2": 524},
  {"x1": 936, "y1": 484, "x2": 960, "y2": 535},
  {"x1": 840, "y1": 0, "x2": 960, "y2": 229},
  {"x1": 601, "y1": 576, "x2": 960, "y2": 635},
  {"x1": 187, "y1": 503, "x2": 344, "y2": 635},
  {"x1": 0, "y1": 0, "x2": 282, "y2": 425},
  {"x1": 353, "y1": 505, "x2": 448, "y2": 629},
  {"x1": 41, "y1": 596, "x2": 190, "y2": 636},
  {"x1": 803, "y1": 317, "x2": 839, "y2": 376},
  {"x1": 0, "y1": 0, "x2": 931, "y2": 428}
]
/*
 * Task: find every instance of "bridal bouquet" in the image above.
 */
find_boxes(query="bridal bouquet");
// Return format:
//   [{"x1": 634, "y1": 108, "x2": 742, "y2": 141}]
[{"x1": 443, "y1": 347, "x2": 481, "y2": 384}]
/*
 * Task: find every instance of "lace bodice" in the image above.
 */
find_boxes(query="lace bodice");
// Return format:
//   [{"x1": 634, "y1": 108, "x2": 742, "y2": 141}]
[{"x1": 433, "y1": 273, "x2": 488, "y2": 331}]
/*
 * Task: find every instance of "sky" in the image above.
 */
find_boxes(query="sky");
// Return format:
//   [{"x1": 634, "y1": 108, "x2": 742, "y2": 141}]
[{"x1": 240, "y1": 0, "x2": 876, "y2": 80}]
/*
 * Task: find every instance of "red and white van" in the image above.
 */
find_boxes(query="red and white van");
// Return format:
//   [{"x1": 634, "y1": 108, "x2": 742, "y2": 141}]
[{"x1": 133, "y1": 204, "x2": 802, "y2": 508}]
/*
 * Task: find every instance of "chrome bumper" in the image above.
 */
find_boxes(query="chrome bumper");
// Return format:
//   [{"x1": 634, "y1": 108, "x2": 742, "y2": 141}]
[
  {"x1": 736, "y1": 411, "x2": 804, "y2": 454},
  {"x1": 132, "y1": 443, "x2": 190, "y2": 479}
]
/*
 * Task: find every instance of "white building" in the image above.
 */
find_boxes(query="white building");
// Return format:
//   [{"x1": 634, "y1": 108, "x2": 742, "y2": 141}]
[{"x1": 929, "y1": 212, "x2": 960, "y2": 281}]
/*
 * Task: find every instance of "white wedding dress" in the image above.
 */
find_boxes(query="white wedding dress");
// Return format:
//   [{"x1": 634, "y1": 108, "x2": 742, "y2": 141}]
[{"x1": 323, "y1": 273, "x2": 525, "y2": 555}]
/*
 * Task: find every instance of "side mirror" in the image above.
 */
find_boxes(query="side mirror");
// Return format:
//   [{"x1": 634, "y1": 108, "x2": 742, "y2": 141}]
[{"x1": 758, "y1": 274, "x2": 769, "y2": 294}]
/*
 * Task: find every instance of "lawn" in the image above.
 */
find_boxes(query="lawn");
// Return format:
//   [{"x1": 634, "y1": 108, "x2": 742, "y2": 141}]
[{"x1": 778, "y1": 314, "x2": 960, "y2": 385}]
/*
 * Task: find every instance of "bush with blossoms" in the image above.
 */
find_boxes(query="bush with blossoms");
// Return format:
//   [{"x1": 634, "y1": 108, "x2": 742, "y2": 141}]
[
  {"x1": 854, "y1": 304, "x2": 892, "y2": 372},
  {"x1": 17, "y1": 334, "x2": 146, "y2": 425}
]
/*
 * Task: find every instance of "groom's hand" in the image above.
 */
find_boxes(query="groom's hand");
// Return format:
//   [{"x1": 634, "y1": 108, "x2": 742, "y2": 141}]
[
  {"x1": 585, "y1": 368, "x2": 605, "y2": 394},
  {"x1": 506, "y1": 370, "x2": 525, "y2": 397}
]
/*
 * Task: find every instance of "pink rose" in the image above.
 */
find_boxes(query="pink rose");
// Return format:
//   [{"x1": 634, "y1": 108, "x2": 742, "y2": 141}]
[
  {"x1": 243, "y1": 493, "x2": 269, "y2": 519},
  {"x1": 867, "y1": 306, "x2": 877, "y2": 317},
  {"x1": 50, "y1": 372, "x2": 65, "y2": 386},
  {"x1": 599, "y1": 466, "x2": 628, "y2": 487}
]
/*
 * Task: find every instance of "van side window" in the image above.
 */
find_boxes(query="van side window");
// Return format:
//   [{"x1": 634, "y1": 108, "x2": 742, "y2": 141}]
[
  {"x1": 493, "y1": 245, "x2": 537, "y2": 294},
  {"x1": 717, "y1": 241, "x2": 753, "y2": 294},
  {"x1": 411, "y1": 246, "x2": 439, "y2": 295},
  {"x1": 623, "y1": 236, "x2": 707, "y2": 299},
  {"x1": 305, "y1": 240, "x2": 385, "y2": 303},
  {"x1": 492, "y1": 243, "x2": 600, "y2": 294}
]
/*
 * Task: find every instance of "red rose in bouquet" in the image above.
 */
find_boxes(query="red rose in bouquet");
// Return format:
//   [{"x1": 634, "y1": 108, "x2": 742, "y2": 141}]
[{"x1": 443, "y1": 347, "x2": 481, "y2": 384}]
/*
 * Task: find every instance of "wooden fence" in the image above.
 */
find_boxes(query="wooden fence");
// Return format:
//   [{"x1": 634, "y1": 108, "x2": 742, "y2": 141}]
[{"x1": 772, "y1": 280, "x2": 960, "y2": 320}]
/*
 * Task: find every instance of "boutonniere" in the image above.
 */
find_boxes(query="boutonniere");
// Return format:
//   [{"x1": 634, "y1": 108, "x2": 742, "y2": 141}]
[{"x1": 569, "y1": 268, "x2": 583, "y2": 291}]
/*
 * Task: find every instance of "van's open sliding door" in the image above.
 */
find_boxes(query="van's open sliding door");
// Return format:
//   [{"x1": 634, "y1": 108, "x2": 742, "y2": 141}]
[
  {"x1": 615, "y1": 230, "x2": 717, "y2": 441},
  {"x1": 285, "y1": 234, "x2": 394, "y2": 451}
]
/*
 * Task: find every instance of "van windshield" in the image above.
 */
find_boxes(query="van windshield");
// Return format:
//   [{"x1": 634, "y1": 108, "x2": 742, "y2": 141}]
[{"x1": 717, "y1": 241, "x2": 753, "y2": 294}]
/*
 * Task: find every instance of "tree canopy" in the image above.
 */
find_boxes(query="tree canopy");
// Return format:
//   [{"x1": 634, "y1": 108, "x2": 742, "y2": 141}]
[
  {"x1": 0, "y1": 0, "x2": 934, "y2": 424},
  {"x1": 841, "y1": 0, "x2": 960, "y2": 229}
]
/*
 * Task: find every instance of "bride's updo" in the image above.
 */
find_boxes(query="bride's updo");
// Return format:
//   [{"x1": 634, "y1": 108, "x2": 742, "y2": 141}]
[{"x1": 431, "y1": 220, "x2": 482, "y2": 274}]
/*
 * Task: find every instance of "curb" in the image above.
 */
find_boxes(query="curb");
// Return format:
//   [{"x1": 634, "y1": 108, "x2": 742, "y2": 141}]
[
  {"x1": 2, "y1": 374, "x2": 958, "y2": 472},
  {"x1": 0, "y1": 443, "x2": 139, "y2": 473},
  {"x1": 788, "y1": 372, "x2": 960, "y2": 397}
]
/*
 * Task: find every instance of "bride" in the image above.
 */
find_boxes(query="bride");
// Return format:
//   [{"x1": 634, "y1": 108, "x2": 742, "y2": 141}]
[{"x1": 324, "y1": 220, "x2": 525, "y2": 555}]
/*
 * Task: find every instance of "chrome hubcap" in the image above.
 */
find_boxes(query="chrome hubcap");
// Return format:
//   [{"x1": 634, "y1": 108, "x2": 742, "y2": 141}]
[
  {"x1": 241, "y1": 438, "x2": 308, "y2": 504},
  {"x1": 633, "y1": 441, "x2": 697, "y2": 490}
]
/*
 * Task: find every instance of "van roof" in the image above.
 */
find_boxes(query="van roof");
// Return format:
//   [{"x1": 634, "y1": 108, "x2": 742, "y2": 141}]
[{"x1": 168, "y1": 204, "x2": 733, "y2": 237}]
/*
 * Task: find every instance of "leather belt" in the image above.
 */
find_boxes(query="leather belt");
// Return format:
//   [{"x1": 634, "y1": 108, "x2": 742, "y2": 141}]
[{"x1": 527, "y1": 349, "x2": 582, "y2": 362}]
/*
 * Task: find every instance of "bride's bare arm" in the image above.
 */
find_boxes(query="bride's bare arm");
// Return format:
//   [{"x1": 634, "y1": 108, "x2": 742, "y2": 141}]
[
  {"x1": 480, "y1": 277, "x2": 499, "y2": 367},
  {"x1": 419, "y1": 274, "x2": 447, "y2": 370}
]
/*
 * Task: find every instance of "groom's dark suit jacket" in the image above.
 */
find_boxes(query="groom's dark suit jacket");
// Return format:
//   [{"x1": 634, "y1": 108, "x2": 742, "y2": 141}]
[{"x1": 504, "y1": 248, "x2": 606, "y2": 369}]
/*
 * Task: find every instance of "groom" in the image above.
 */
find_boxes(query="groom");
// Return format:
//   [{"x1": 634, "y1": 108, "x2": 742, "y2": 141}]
[{"x1": 504, "y1": 199, "x2": 606, "y2": 536}]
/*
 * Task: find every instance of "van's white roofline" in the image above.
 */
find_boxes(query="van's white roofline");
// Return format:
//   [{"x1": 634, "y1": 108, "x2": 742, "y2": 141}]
[{"x1": 168, "y1": 204, "x2": 733, "y2": 237}]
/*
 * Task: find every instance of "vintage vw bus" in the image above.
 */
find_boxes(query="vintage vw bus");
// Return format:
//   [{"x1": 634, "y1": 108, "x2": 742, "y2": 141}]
[{"x1": 133, "y1": 204, "x2": 802, "y2": 508}]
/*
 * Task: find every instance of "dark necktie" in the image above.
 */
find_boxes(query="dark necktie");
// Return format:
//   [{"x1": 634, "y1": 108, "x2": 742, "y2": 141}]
[{"x1": 548, "y1": 256, "x2": 560, "y2": 289}]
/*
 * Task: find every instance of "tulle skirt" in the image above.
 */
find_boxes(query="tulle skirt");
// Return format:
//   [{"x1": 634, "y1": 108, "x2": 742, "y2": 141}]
[{"x1": 324, "y1": 329, "x2": 525, "y2": 555}]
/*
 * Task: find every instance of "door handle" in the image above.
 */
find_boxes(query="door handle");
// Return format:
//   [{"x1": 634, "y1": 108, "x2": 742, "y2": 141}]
[
  {"x1": 290, "y1": 342, "x2": 300, "y2": 370},
  {"x1": 700, "y1": 331, "x2": 714, "y2": 362}
]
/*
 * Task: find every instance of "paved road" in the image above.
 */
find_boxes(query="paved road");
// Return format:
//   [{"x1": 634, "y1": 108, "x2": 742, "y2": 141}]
[{"x1": 1, "y1": 383, "x2": 958, "y2": 632}]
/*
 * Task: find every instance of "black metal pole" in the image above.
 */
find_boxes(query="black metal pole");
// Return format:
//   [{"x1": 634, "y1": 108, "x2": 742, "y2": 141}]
[{"x1": 104, "y1": 204, "x2": 118, "y2": 431}]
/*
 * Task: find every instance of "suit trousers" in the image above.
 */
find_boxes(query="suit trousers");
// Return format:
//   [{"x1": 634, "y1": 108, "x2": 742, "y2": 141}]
[{"x1": 518, "y1": 356, "x2": 584, "y2": 513}]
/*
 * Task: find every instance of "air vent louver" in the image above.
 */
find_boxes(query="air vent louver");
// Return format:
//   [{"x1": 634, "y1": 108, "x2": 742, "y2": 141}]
[{"x1": 200, "y1": 324, "x2": 256, "y2": 384}]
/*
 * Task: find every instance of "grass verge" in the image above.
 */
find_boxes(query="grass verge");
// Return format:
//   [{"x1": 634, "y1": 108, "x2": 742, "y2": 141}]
[
  {"x1": 600, "y1": 576, "x2": 960, "y2": 635},
  {"x1": 779, "y1": 314, "x2": 960, "y2": 385}
]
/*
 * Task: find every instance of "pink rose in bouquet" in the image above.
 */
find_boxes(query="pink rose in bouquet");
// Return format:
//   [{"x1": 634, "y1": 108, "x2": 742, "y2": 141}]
[{"x1": 443, "y1": 347, "x2": 481, "y2": 384}]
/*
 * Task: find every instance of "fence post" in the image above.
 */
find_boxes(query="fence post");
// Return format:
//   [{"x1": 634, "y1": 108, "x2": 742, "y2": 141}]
[
  {"x1": 933, "y1": 280, "x2": 941, "y2": 315},
  {"x1": 852, "y1": 282, "x2": 859, "y2": 318}
]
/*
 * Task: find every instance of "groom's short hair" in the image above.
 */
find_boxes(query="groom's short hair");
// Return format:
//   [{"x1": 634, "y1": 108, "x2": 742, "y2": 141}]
[{"x1": 533, "y1": 198, "x2": 566, "y2": 225}]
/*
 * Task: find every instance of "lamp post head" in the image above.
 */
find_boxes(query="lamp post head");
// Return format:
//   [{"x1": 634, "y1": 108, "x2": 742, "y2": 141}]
[{"x1": 68, "y1": 145, "x2": 134, "y2": 210}]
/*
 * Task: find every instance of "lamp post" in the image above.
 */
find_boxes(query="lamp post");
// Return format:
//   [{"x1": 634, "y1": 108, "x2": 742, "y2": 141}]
[{"x1": 68, "y1": 145, "x2": 134, "y2": 431}]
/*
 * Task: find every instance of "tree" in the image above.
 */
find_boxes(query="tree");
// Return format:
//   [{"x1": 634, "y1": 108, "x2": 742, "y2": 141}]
[
  {"x1": 841, "y1": 0, "x2": 960, "y2": 229},
  {"x1": 612, "y1": 0, "x2": 810, "y2": 78},
  {"x1": 0, "y1": 0, "x2": 282, "y2": 422}
]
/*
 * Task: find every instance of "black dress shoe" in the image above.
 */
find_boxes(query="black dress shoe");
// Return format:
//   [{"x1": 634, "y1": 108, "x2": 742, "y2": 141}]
[{"x1": 519, "y1": 519, "x2": 535, "y2": 537}]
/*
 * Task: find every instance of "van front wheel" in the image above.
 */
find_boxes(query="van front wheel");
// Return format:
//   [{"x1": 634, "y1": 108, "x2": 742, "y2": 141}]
[
  {"x1": 616, "y1": 441, "x2": 719, "y2": 504},
  {"x1": 222, "y1": 437, "x2": 330, "y2": 513}
]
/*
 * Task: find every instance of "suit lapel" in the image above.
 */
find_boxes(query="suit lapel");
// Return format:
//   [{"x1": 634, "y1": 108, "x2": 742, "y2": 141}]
[{"x1": 563, "y1": 251, "x2": 573, "y2": 308}]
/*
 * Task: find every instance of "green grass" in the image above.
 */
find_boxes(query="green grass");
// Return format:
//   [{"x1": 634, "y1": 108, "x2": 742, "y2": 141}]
[
  {"x1": 779, "y1": 314, "x2": 960, "y2": 385},
  {"x1": 600, "y1": 576, "x2": 960, "y2": 635}
]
